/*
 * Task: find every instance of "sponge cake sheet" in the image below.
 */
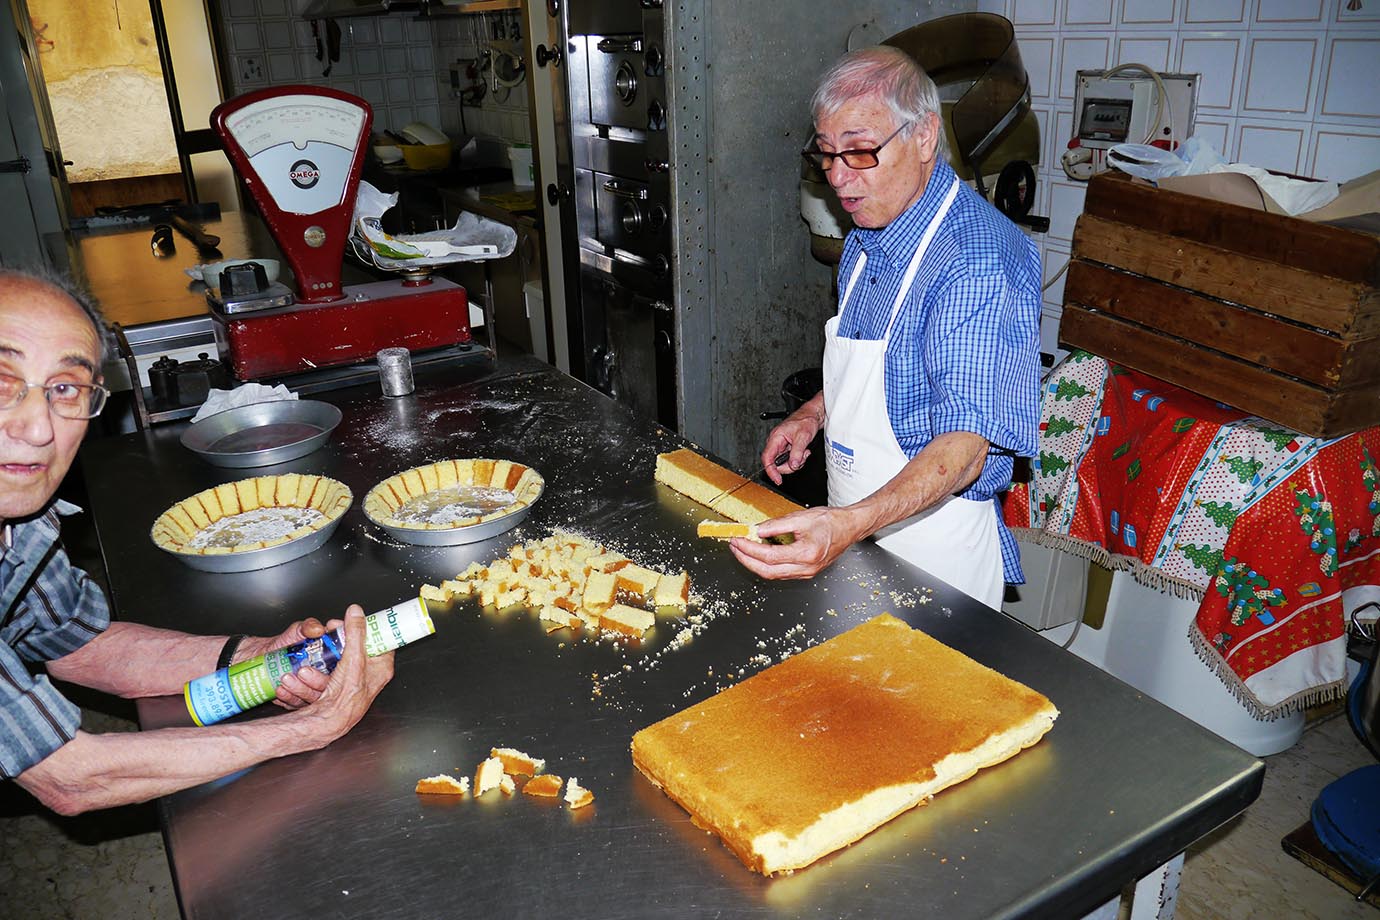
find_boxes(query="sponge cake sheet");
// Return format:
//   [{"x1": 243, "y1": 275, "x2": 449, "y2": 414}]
[{"x1": 630, "y1": 614, "x2": 1058, "y2": 875}]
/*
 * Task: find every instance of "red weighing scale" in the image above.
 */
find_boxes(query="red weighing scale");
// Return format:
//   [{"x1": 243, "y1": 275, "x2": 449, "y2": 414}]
[{"x1": 209, "y1": 85, "x2": 474, "y2": 380}]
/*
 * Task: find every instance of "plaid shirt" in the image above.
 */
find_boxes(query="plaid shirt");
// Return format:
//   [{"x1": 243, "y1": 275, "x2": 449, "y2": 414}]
[
  {"x1": 836, "y1": 158, "x2": 1042, "y2": 583},
  {"x1": 0, "y1": 500, "x2": 109, "y2": 778}
]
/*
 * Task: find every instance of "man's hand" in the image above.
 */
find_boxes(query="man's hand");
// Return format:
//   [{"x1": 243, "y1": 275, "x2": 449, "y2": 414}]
[
  {"x1": 295, "y1": 605, "x2": 394, "y2": 746},
  {"x1": 762, "y1": 391, "x2": 825, "y2": 485},
  {"x1": 728, "y1": 507, "x2": 863, "y2": 580},
  {"x1": 238, "y1": 616, "x2": 346, "y2": 710}
]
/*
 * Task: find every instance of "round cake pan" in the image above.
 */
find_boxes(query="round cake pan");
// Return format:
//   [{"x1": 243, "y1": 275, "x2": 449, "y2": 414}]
[
  {"x1": 181, "y1": 400, "x2": 342, "y2": 468},
  {"x1": 158, "y1": 514, "x2": 346, "y2": 573},
  {"x1": 367, "y1": 500, "x2": 537, "y2": 547}
]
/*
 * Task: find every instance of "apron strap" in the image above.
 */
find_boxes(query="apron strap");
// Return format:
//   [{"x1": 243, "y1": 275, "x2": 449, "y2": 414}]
[
  {"x1": 837, "y1": 176, "x2": 962, "y2": 344},
  {"x1": 880, "y1": 177, "x2": 961, "y2": 343}
]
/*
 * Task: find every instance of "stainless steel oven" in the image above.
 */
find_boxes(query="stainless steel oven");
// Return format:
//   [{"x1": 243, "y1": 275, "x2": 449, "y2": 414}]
[{"x1": 559, "y1": 2, "x2": 676, "y2": 428}]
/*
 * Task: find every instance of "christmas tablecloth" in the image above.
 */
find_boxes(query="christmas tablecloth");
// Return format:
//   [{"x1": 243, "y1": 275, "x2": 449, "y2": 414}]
[{"x1": 1004, "y1": 351, "x2": 1380, "y2": 717}]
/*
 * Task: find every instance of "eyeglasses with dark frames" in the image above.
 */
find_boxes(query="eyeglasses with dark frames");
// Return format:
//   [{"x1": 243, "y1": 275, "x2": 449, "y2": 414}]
[
  {"x1": 801, "y1": 122, "x2": 912, "y2": 172},
  {"x1": 0, "y1": 372, "x2": 109, "y2": 419}
]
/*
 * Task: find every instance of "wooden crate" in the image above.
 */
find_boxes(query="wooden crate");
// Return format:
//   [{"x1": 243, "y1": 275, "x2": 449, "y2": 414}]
[{"x1": 1059, "y1": 172, "x2": 1380, "y2": 437}]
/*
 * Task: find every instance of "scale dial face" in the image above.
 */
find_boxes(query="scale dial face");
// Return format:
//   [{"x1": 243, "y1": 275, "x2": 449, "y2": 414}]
[{"x1": 223, "y1": 94, "x2": 367, "y2": 217}]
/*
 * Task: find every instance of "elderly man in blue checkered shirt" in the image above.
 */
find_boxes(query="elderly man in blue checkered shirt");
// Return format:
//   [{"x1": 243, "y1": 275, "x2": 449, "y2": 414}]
[
  {"x1": 731, "y1": 46, "x2": 1042, "y2": 609},
  {"x1": 0, "y1": 268, "x2": 393, "y2": 815}
]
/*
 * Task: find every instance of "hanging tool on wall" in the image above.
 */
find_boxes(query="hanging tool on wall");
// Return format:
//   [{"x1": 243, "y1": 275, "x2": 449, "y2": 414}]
[{"x1": 310, "y1": 19, "x2": 341, "y2": 77}]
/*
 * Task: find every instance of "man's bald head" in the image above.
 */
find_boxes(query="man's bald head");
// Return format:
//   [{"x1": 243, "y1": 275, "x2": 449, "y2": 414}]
[{"x1": 0, "y1": 266, "x2": 108, "y2": 366}]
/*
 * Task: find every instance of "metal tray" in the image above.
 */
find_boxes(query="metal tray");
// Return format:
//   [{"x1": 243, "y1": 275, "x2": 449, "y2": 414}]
[
  {"x1": 181, "y1": 400, "x2": 342, "y2": 468},
  {"x1": 155, "y1": 513, "x2": 347, "y2": 573},
  {"x1": 364, "y1": 481, "x2": 543, "y2": 547}
]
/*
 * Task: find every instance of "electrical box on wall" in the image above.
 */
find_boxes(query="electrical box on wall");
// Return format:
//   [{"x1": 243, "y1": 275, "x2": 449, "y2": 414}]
[{"x1": 1073, "y1": 70, "x2": 1198, "y2": 150}]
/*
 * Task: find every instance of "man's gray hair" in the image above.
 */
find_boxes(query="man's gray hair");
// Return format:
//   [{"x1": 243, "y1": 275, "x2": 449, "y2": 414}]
[
  {"x1": 810, "y1": 45, "x2": 949, "y2": 161},
  {"x1": 0, "y1": 264, "x2": 110, "y2": 366}
]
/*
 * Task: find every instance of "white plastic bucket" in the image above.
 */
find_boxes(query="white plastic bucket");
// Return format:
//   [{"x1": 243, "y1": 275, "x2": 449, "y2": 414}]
[{"x1": 508, "y1": 144, "x2": 535, "y2": 188}]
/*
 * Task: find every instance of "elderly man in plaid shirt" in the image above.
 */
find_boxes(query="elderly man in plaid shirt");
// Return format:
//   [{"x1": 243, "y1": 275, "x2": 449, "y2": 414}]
[
  {"x1": 733, "y1": 46, "x2": 1042, "y2": 609},
  {"x1": 0, "y1": 267, "x2": 393, "y2": 815}
]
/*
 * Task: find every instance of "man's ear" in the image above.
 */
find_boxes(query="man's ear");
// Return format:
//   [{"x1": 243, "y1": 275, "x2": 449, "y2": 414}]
[{"x1": 914, "y1": 111, "x2": 942, "y2": 164}]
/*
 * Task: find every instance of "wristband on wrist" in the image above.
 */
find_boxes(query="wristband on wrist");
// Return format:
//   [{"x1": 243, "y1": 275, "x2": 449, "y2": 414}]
[{"x1": 216, "y1": 634, "x2": 247, "y2": 671}]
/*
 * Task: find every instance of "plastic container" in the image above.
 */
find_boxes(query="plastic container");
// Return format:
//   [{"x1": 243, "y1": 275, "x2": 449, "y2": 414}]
[
  {"x1": 402, "y1": 142, "x2": 452, "y2": 171},
  {"x1": 508, "y1": 143, "x2": 535, "y2": 188},
  {"x1": 183, "y1": 596, "x2": 435, "y2": 726}
]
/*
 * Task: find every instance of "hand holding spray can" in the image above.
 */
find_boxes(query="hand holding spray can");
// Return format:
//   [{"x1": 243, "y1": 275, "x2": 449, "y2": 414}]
[{"x1": 184, "y1": 597, "x2": 435, "y2": 727}]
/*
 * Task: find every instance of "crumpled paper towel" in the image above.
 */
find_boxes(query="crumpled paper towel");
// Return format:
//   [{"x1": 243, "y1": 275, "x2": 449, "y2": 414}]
[
  {"x1": 349, "y1": 180, "x2": 517, "y2": 270},
  {"x1": 191, "y1": 383, "x2": 298, "y2": 423}
]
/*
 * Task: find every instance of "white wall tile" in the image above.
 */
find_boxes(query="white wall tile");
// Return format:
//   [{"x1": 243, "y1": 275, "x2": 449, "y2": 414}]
[
  {"x1": 357, "y1": 78, "x2": 386, "y2": 109},
  {"x1": 226, "y1": 0, "x2": 257, "y2": 18},
  {"x1": 384, "y1": 47, "x2": 407, "y2": 73},
  {"x1": 387, "y1": 76, "x2": 412, "y2": 104},
  {"x1": 1321, "y1": 38, "x2": 1380, "y2": 119},
  {"x1": 405, "y1": 19, "x2": 431, "y2": 44},
  {"x1": 1121, "y1": 0, "x2": 1177, "y2": 25},
  {"x1": 263, "y1": 21, "x2": 293, "y2": 50},
  {"x1": 1236, "y1": 120, "x2": 1307, "y2": 172},
  {"x1": 1179, "y1": 36, "x2": 1242, "y2": 110},
  {"x1": 259, "y1": 0, "x2": 289, "y2": 16},
  {"x1": 412, "y1": 76, "x2": 438, "y2": 103},
  {"x1": 1255, "y1": 0, "x2": 1324, "y2": 26},
  {"x1": 1065, "y1": 0, "x2": 1115, "y2": 26},
  {"x1": 378, "y1": 18, "x2": 405, "y2": 45},
  {"x1": 1190, "y1": 116, "x2": 1235, "y2": 157},
  {"x1": 1242, "y1": 38, "x2": 1319, "y2": 115},
  {"x1": 230, "y1": 22, "x2": 262, "y2": 52},
  {"x1": 1185, "y1": 0, "x2": 1247, "y2": 26},
  {"x1": 1047, "y1": 180, "x2": 1088, "y2": 241},
  {"x1": 1040, "y1": 306, "x2": 1066, "y2": 357},
  {"x1": 355, "y1": 48, "x2": 381, "y2": 75},
  {"x1": 1311, "y1": 127, "x2": 1380, "y2": 181},
  {"x1": 1022, "y1": 37, "x2": 1057, "y2": 99},
  {"x1": 1031, "y1": 104, "x2": 1052, "y2": 167},
  {"x1": 1059, "y1": 37, "x2": 1111, "y2": 98},
  {"x1": 1042, "y1": 242, "x2": 1072, "y2": 307},
  {"x1": 345, "y1": 20, "x2": 376, "y2": 45},
  {"x1": 1117, "y1": 35, "x2": 1173, "y2": 69},
  {"x1": 293, "y1": 20, "x2": 314, "y2": 50},
  {"x1": 1015, "y1": 0, "x2": 1060, "y2": 27},
  {"x1": 267, "y1": 52, "x2": 297, "y2": 82},
  {"x1": 1053, "y1": 107, "x2": 1076, "y2": 166}
]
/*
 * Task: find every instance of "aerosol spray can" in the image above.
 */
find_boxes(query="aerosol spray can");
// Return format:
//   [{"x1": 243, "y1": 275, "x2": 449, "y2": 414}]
[{"x1": 183, "y1": 596, "x2": 435, "y2": 727}]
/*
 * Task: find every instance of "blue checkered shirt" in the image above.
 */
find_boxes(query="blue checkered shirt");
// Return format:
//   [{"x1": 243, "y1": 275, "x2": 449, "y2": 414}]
[
  {"x1": 836, "y1": 158, "x2": 1042, "y2": 584},
  {"x1": 0, "y1": 500, "x2": 109, "y2": 778}
]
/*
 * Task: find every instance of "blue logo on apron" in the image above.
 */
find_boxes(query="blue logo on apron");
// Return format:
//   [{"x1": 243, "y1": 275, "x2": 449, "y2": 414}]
[{"x1": 829, "y1": 439, "x2": 855, "y2": 473}]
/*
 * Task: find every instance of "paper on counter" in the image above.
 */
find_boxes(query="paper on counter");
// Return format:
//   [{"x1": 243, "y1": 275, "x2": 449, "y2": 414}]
[
  {"x1": 191, "y1": 383, "x2": 298, "y2": 423},
  {"x1": 349, "y1": 180, "x2": 517, "y2": 271}
]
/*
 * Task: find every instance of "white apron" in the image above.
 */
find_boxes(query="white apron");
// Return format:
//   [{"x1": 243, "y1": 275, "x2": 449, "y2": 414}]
[{"x1": 822, "y1": 177, "x2": 1004, "y2": 609}]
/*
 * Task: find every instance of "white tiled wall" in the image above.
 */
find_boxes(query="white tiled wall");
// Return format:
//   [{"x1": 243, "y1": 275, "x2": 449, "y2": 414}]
[
  {"x1": 214, "y1": 1, "x2": 529, "y2": 146},
  {"x1": 977, "y1": 0, "x2": 1380, "y2": 363}
]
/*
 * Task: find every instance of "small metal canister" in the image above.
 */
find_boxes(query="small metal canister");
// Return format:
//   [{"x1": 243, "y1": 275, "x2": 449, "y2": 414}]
[{"x1": 377, "y1": 347, "x2": 414, "y2": 397}]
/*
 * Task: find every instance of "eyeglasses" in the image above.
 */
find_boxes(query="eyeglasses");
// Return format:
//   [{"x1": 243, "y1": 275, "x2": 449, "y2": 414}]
[
  {"x1": 0, "y1": 372, "x2": 109, "y2": 419},
  {"x1": 801, "y1": 122, "x2": 912, "y2": 171}
]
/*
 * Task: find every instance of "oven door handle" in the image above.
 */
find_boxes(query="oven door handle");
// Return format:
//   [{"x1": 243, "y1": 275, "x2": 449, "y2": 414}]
[
  {"x1": 596, "y1": 37, "x2": 644, "y2": 54},
  {"x1": 602, "y1": 179, "x2": 649, "y2": 200}
]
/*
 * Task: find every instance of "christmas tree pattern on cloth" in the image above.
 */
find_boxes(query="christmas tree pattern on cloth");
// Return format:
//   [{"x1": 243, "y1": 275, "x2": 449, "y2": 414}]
[
  {"x1": 1214, "y1": 557, "x2": 1285, "y2": 628},
  {"x1": 1292, "y1": 485, "x2": 1339, "y2": 577}
]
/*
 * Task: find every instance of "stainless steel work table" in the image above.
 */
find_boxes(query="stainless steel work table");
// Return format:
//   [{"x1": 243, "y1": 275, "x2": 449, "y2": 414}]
[{"x1": 78, "y1": 354, "x2": 1263, "y2": 920}]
